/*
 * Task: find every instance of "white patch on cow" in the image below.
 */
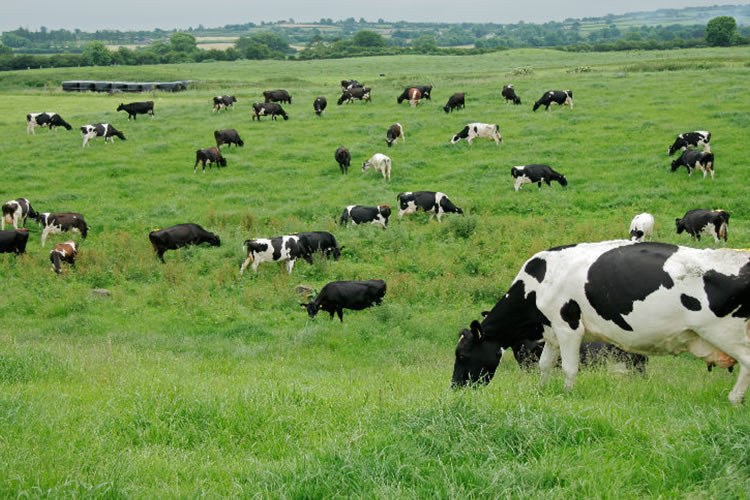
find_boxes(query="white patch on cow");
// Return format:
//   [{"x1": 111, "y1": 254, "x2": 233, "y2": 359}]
[
  {"x1": 398, "y1": 201, "x2": 418, "y2": 218},
  {"x1": 514, "y1": 173, "x2": 533, "y2": 192},
  {"x1": 41, "y1": 224, "x2": 63, "y2": 247}
]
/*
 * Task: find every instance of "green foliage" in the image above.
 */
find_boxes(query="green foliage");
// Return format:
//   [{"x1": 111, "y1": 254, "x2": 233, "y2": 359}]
[
  {"x1": 169, "y1": 32, "x2": 197, "y2": 53},
  {"x1": 81, "y1": 40, "x2": 112, "y2": 66},
  {"x1": 705, "y1": 16, "x2": 738, "y2": 46},
  {"x1": 412, "y1": 34, "x2": 438, "y2": 52},
  {"x1": 351, "y1": 30, "x2": 387, "y2": 48}
]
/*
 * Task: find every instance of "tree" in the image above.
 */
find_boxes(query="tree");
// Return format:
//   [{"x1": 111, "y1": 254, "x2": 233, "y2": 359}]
[
  {"x1": 412, "y1": 34, "x2": 437, "y2": 52},
  {"x1": 351, "y1": 30, "x2": 386, "y2": 48},
  {"x1": 0, "y1": 44, "x2": 12, "y2": 56},
  {"x1": 82, "y1": 41, "x2": 112, "y2": 66},
  {"x1": 705, "y1": 16, "x2": 737, "y2": 46},
  {"x1": 170, "y1": 32, "x2": 197, "y2": 53}
]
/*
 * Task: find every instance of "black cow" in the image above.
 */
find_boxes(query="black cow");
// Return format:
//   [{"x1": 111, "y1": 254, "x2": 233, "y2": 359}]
[
  {"x1": 341, "y1": 80, "x2": 362, "y2": 90},
  {"x1": 339, "y1": 205, "x2": 391, "y2": 229},
  {"x1": 533, "y1": 90, "x2": 573, "y2": 111},
  {"x1": 386, "y1": 123, "x2": 405, "y2": 147},
  {"x1": 252, "y1": 102, "x2": 289, "y2": 121},
  {"x1": 81, "y1": 123, "x2": 126, "y2": 147},
  {"x1": 337, "y1": 87, "x2": 371, "y2": 105},
  {"x1": 264, "y1": 89, "x2": 292, "y2": 104},
  {"x1": 675, "y1": 209, "x2": 729, "y2": 243},
  {"x1": 2, "y1": 198, "x2": 38, "y2": 230},
  {"x1": 668, "y1": 130, "x2": 711, "y2": 156},
  {"x1": 397, "y1": 191, "x2": 463, "y2": 222},
  {"x1": 301, "y1": 279, "x2": 386, "y2": 322},
  {"x1": 507, "y1": 338, "x2": 647, "y2": 373},
  {"x1": 511, "y1": 164, "x2": 568, "y2": 191},
  {"x1": 213, "y1": 95, "x2": 237, "y2": 112},
  {"x1": 194, "y1": 147, "x2": 227, "y2": 173},
  {"x1": 397, "y1": 85, "x2": 432, "y2": 104},
  {"x1": 148, "y1": 223, "x2": 220, "y2": 263},
  {"x1": 296, "y1": 231, "x2": 342, "y2": 263},
  {"x1": 502, "y1": 84, "x2": 521, "y2": 105},
  {"x1": 314, "y1": 96, "x2": 327, "y2": 116},
  {"x1": 39, "y1": 212, "x2": 89, "y2": 247},
  {"x1": 671, "y1": 150, "x2": 715, "y2": 180},
  {"x1": 0, "y1": 229, "x2": 30, "y2": 255},
  {"x1": 335, "y1": 146, "x2": 351, "y2": 174},
  {"x1": 214, "y1": 129, "x2": 244, "y2": 150},
  {"x1": 443, "y1": 92, "x2": 465, "y2": 113},
  {"x1": 26, "y1": 112, "x2": 72, "y2": 134},
  {"x1": 117, "y1": 101, "x2": 154, "y2": 120},
  {"x1": 50, "y1": 241, "x2": 77, "y2": 274}
]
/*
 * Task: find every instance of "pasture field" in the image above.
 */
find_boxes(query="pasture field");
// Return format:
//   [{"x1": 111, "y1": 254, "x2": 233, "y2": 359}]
[{"x1": 1, "y1": 47, "x2": 750, "y2": 497}]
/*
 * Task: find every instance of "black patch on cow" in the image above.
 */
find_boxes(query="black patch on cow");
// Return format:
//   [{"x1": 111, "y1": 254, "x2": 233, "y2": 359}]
[
  {"x1": 480, "y1": 280, "x2": 550, "y2": 347},
  {"x1": 524, "y1": 257, "x2": 547, "y2": 283},
  {"x1": 560, "y1": 299, "x2": 581, "y2": 330},
  {"x1": 547, "y1": 244, "x2": 577, "y2": 252},
  {"x1": 271, "y1": 238, "x2": 282, "y2": 261},
  {"x1": 585, "y1": 242, "x2": 678, "y2": 331},
  {"x1": 703, "y1": 261, "x2": 750, "y2": 319},
  {"x1": 680, "y1": 294, "x2": 702, "y2": 312}
]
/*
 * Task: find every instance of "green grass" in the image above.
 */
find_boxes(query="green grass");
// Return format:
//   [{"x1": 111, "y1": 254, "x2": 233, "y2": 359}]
[{"x1": 2, "y1": 47, "x2": 750, "y2": 497}]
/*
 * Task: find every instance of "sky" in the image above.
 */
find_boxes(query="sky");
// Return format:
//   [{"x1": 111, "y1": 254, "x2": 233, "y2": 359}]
[{"x1": 1, "y1": 1, "x2": 738, "y2": 32}]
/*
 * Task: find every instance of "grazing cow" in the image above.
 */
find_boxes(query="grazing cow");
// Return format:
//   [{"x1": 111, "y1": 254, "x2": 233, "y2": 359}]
[
  {"x1": 671, "y1": 150, "x2": 715, "y2": 180},
  {"x1": 451, "y1": 239, "x2": 750, "y2": 405},
  {"x1": 301, "y1": 279, "x2": 386, "y2": 322},
  {"x1": 49, "y1": 241, "x2": 77, "y2": 274},
  {"x1": 194, "y1": 147, "x2": 227, "y2": 173},
  {"x1": 629, "y1": 213, "x2": 655, "y2": 242},
  {"x1": 252, "y1": 102, "x2": 289, "y2": 121},
  {"x1": 148, "y1": 223, "x2": 221, "y2": 263},
  {"x1": 504, "y1": 338, "x2": 647, "y2": 374},
  {"x1": 341, "y1": 80, "x2": 362, "y2": 90},
  {"x1": 314, "y1": 96, "x2": 327, "y2": 116},
  {"x1": 339, "y1": 205, "x2": 391, "y2": 229},
  {"x1": 335, "y1": 146, "x2": 351, "y2": 174},
  {"x1": 296, "y1": 231, "x2": 342, "y2": 263},
  {"x1": 240, "y1": 235, "x2": 302, "y2": 274},
  {"x1": 397, "y1": 191, "x2": 463, "y2": 222},
  {"x1": 362, "y1": 153, "x2": 392, "y2": 181},
  {"x1": 385, "y1": 123, "x2": 405, "y2": 148},
  {"x1": 212, "y1": 95, "x2": 237, "y2": 112},
  {"x1": 668, "y1": 130, "x2": 711, "y2": 156},
  {"x1": 2, "y1": 198, "x2": 38, "y2": 230},
  {"x1": 502, "y1": 84, "x2": 521, "y2": 105},
  {"x1": 214, "y1": 129, "x2": 244, "y2": 150},
  {"x1": 451, "y1": 123, "x2": 502, "y2": 145},
  {"x1": 263, "y1": 89, "x2": 292, "y2": 104},
  {"x1": 397, "y1": 85, "x2": 432, "y2": 104},
  {"x1": 80, "y1": 123, "x2": 126, "y2": 147},
  {"x1": 26, "y1": 112, "x2": 72, "y2": 135},
  {"x1": 511, "y1": 164, "x2": 568, "y2": 191},
  {"x1": 39, "y1": 212, "x2": 89, "y2": 247},
  {"x1": 533, "y1": 90, "x2": 573, "y2": 111},
  {"x1": 406, "y1": 87, "x2": 422, "y2": 107},
  {"x1": 116, "y1": 101, "x2": 154, "y2": 120},
  {"x1": 675, "y1": 209, "x2": 729, "y2": 243},
  {"x1": 443, "y1": 92, "x2": 465, "y2": 113},
  {"x1": 337, "y1": 87, "x2": 371, "y2": 105},
  {"x1": 0, "y1": 229, "x2": 30, "y2": 255}
]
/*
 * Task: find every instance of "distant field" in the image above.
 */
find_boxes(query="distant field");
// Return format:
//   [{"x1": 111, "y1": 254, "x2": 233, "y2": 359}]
[{"x1": 1, "y1": 47, "x2": 750, "y2": 497}]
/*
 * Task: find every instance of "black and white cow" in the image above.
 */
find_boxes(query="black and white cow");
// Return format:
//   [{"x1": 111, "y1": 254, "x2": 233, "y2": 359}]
[
  {"x1": 252, "y1": 102, "x2": 289, "y2": 121},
  {"x1": 240, "y1": 235, "x2": 303, "y2": 274},
  {"x1": 362, "y1": 153, "x2": 392, "y2": 181},
  {"x1": 385, "y1": 123, "x2": 405, "y2": 148},
  {"x1": 341, "y1": 80, "x2": 362, "y2": 90},
  {"x1": 397, "y1": 85, "x2": 432, "y2": 104},
  {"x1": 116, "y1": 101, "x2": 154, "y2": 120},
  {"x1": 26, "y1": 112, "x2": 72, "y2": 134},
  {"x1": 314, "y1": 96, "x2": 327, "y2": 116},
  {"x1": 451, "y1": 123, "x2": 502, "y2": 145},
  {"x1": 335, "y1": 146, "x2": 351, "y2": 174},
  {"x1": 213, "y1": 95, "x2": 237, "y2": 112},
  {"x1": 511, "y1": 164, "x2": 568, "y2": 191},
  {"x1": 397, "y1": 191, "x2": 463, "y2": 222},
  {"x1": 532, "y1": 90, "x2": 573, "y2": 111},
  {"x1": 452, "y1": 240, "x2": 750, "y2": 405},
  {"x1": 671, "y1": 150, "x2": 715, "y2": 180},
  {"x1": 214, "y1": 129, "x2": 244, "y2": 150},
  {"x1": 301, "y1": 279, "x2": 386, "y2": 322},
  {"x1": 50, "y1": 241, "x2": 77, "y2": 274},
  {"x1": 0, "y1": 229, "x2": 30, "y2": 255},
  {"x1": 339, "y1": 205, "x2": 391, "y2": 229},
  {"x1": 194, "y1": 147, "x2": 227, "y2": 173},
  {"x1": 296, "y1": 231, "x2": 342, "y2": 263},
  {"x1": 675, "y1": 209, "x2": 729, "y2": 243},
  {"x1": 80, "y1": 123, "x2": 126, "y2": 147},
  {"x1": 629, "y1": 213, "x2": 654, "y2": 242},
  {"x1": 668, "y1": 130, "x2": 711, "y2": 156},
  {"x1": 39, "y1": 212, "x2": 89, "y2": 247},
  {"x1": 443, "y1": 92, "x2": 465, "y2": 113},
  {"x1": 148, "y1": 223, "x2": 221, "y2": 263},
  {"x1": 502, "y1": 84, "x2": 521, "y2": 105},
  {"x1": 2, "y1": 198, "x2": 38, "y2": 230},
  {"x1": 264, "y1": 89, "x2": 292, "y2": 104},
  {"x1": 337, "y1": 87, "x2": 371, "y2": 105}
]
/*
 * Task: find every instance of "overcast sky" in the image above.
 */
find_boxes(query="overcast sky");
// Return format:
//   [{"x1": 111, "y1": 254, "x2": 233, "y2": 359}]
[{"x1": 1, "y1": 1, "x2": 736, "y2": 32}]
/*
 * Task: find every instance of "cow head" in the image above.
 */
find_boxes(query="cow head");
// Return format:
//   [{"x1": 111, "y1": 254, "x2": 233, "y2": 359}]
[
  {"x1": 379, "y1": 205, "x2": 391, "y2": 219},
  {"x1": 208, "y1": 233, "x2": 221, "y2": 246},
  {"x1": 117, "y1": 103, "x2": 125, "y2": 111},
  {"x1": 337, "y1": 93, "x2": 349, "y2": 105},
  {"x1": 559, "y1": 175, "x2": 568, "y2": 187},
  {"x1": 675, "y1": 218, "x2": 686, "y2": 234},
  {"x1": 668, "y1": 138, "x2": 685, "y2": 156},
  {"x1": 670, "y1": 159, "x2": 683, "y2": 172},
  {"x1": 218, "y1": 157, "x2": 227, "y2": 167},
  {"x1": 451, "y1": 126, "x2": 469, "y2": 144},
  {"x1": 301, "y1": 300, "x2": 320, "y2": 318},
  {"x1": 452, "y1": 320, "x2": 503, "y2": 387}
]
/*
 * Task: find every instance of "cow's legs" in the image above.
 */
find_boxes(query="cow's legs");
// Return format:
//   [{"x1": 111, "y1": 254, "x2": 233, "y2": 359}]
[
  {"x1": 538, "y1": 341, "x2": 560, "y2": 386},
  {"x1": 239, "y1": 256, "x2": 253, "y2": 274},
  {"x1": 558, "y1": 332, "x2": 584, "y2": 392},
  {"x1": 336, "y1": 308, "x2": 344, "y2": 322},
  {"x1": 696, "y1": 327, "x2": 750, "y2": 405},
  {"x1": 286, "y1": 259, "x2": 295, "y2": 274}
]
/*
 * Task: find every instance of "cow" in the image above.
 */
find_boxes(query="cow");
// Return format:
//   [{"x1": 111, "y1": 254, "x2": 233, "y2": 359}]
[
  {"x1": 511, "y1": 164, "x2": 568, "y2": 192},
  {"x1": 502, "y1": 84, "x2": 521, "y2": 105},
  {"x1": 397, "y1": 191, "x2": 463, "y2": 222},
  {"x1": 194, "y1": 147, "x2": 227, "y2": 173},
  {"x1": 443, "y1": 93, "x2": 465, "y2": 113},
  {"x1": 116, "y1": 101, "x2": 154, "y2": 120},
  {"x1": 212, "y1": 95, "x2": 237, "y2": 112},
  {"x1": 252, "y1": 102, "x2": 289, "y2": 121},
  {"x1": 49, "y1": 241, "x2": 77, "y2": 274},
  {"x1": 0, "y1": 229, "x2": 30, "y2": 255},
  {"x1": 337, "y1": 87, "x2": 371, "y2": 105},
  {"x1": 533, "y1": 90, "x2": 573, "y2": 111},
  {"x1": 148, "y1": 223, "x2": 221, "y2": 263},
  {"x1": 263, "y1": 89, "x2": 292, "y2": 104},
  {"x1": 80, "y1": 123, "x2": 126, "y2": 147},
  {"x1": 240, "y1": 235, "x2": 302, "y2": 274},
  {"x1": 629, "y1": 213, "x2": 655, "y2": 242},
  {"x1": 214, "y1": 129, "x2": 244, "y2": 150},
  {"x1": 451, "y1": 123, "x2": 502, "y2": 145},
  {"x1": 39, "y1": 212, "x2": 89, "y2": 247},
  {"x1": 362, "y1": 153, "x2": 391, "y2": 181},
  {"x1": 296, "y1": 231, "x2": 342, "y2": 263},
  {"x1": 26, "y1": 112, "x2": 72, "y2": 135},
  {"x1": 406, "y1": 87, "x2": 422, "y2": 107},
  {"x1": 668, "y1": 131, "x2": 711, "y2": 156},
  {"x1": 301, "y1": 279, "x2": 386, "y2": 322},
  {"x1": 335, "y1": 146, "x2": 351, "y2": 174},
  {"x1": 671, "y1": 150, "x2": 715, "y2": 180},
  {"x1": 341, "y1": 80, "x2": 362, "y2": 90},
  {"x1": 339, "y1": 205, "x2": 391, "y2": 229},
  {"x1": 385, "y1": 123, "x2": 405, "y2": 148},
  {"x1": 314, "y1": 96, "x2": 327, "y2": 116},
  {"x1": 675, "y1": 209, "x2": 729, "y2": 243},
  {"x1": 397, "y1": 85, "x2": 432, "y2": 104},
  {"x1": 451, "y1": 240, "x2": 750, "y2": 404},
  {"x1": 2, "y1": 198, "x2": 38, "y2": 230}
]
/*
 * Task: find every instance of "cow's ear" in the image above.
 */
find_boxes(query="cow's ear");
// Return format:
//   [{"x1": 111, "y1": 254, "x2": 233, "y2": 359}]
[
  {"x1": 339, "y1": 245, "x2": 346, "y2": 252},
  {"x1": 470, "y1": 320, "x2": 484, "y2": 341}
]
